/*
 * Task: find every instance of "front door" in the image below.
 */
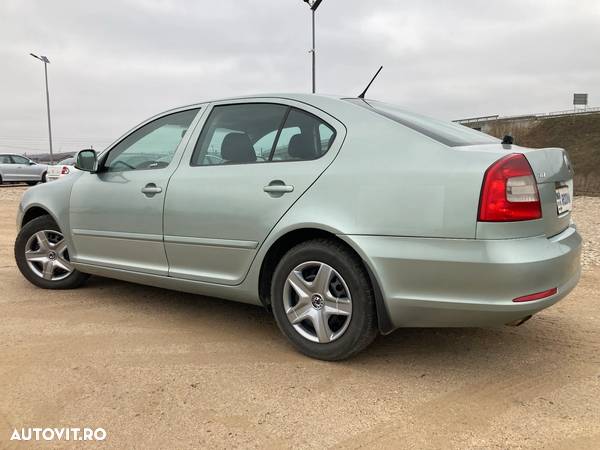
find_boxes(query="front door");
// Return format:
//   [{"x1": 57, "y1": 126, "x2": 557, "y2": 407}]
[
  {"x1": 10, "y1": 155, "x2": 34, "y2": 180},
  {"x1": 69, "y1": 108, "x2": 201, "y2": 275},
  {"x1": 164, "y1": 100, "x2": 343, "y2": 285},
  {"x1": 7, "y1": 154, "x2": 38, "y2": 181}
]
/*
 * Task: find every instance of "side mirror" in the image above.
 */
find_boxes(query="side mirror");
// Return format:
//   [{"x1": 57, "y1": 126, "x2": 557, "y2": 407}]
[
  {"x1": 76, "y1": 149, "x2": 98, "y2": 172},
  {"x1": 29, "y1": 161, "x2": 36, "y2": 165}
]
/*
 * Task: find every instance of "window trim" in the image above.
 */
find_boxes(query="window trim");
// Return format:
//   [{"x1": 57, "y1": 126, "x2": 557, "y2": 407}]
[
  {"x1": 189, "y1": 102, "x2": 337, "y2": 168},
  {"x1": 268, "y1": 107, "x2": 291, "y2": 161}
]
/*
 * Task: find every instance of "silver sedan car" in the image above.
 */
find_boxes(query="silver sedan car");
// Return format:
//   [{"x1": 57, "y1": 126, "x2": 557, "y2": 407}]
[
  {"x1": 0, "y1": 153, "x2": 47, "y2": 185},
  {"x1": 14, "y1": 94, "x2": 581, "y2": 360}
]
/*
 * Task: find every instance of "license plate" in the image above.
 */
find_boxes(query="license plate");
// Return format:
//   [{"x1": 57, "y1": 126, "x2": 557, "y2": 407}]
[{"x1": 555, "y1": 180, "x2": 573, "y2": 215}]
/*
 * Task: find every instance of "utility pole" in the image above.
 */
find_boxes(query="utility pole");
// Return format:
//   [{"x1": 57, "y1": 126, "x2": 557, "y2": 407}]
[
  {"x1": 30, "y1": 53, "x2": 54, "y2": 163},
  {"x1": 302, "y1": 0, "x2": 323, "y2": 93}
]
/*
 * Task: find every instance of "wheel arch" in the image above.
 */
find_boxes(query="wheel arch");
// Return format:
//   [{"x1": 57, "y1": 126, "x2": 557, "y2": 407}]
[
  {"x1": 21, "y1": 205, "x2": 56, "y2": 228},
  {"x1": 257, "y1": 227, "x2": 395, "y2": 334}
]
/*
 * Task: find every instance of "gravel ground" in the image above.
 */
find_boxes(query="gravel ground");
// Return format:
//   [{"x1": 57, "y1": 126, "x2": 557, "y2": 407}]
[
  {"x1": 0, "y1": 185, "x2": 599, "y2": 449},
  {"x1": 574, "y1": 196, "x2": 600, "y2": 268}
]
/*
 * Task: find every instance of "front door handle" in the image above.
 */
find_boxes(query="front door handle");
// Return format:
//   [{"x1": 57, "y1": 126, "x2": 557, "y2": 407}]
[{"x1": 141, "y1": 183, "x2": 163, "y2": 196}]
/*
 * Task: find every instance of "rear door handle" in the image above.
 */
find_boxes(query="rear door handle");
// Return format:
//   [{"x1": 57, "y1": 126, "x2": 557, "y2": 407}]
[
  {"x1": 263, "y1": 185, "x2": 294, "y2": 193},
  {"x1": 263, "y1": 181, "x2": 294, "y2": 195},
  {"x1": 141, "y1": 183, "x2": 163, "y2": 195}
]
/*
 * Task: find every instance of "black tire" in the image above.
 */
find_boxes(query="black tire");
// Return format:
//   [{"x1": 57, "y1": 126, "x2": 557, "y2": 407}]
[
  {"x1": 271, "y1": 239, "x2": 378, "y2": 361},
  {"x1": 0, "y1": 174, "x2": 3, "y2": 185},
  {"x1": 14, "y1": 215, "x2": 89, "y2": 289},
  {"x1": 41, "y1": 172, "x2": 47, "y2": 183}
]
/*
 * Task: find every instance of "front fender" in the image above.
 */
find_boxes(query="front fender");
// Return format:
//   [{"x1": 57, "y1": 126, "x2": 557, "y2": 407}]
[{"x1": 18, "y1": 175, "x2": 80, "y2": 255}]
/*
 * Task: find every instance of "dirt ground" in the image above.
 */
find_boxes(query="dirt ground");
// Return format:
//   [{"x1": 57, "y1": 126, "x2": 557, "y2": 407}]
[{"x1": 0, "y1": 185, "x2": 599, "y2": 449}]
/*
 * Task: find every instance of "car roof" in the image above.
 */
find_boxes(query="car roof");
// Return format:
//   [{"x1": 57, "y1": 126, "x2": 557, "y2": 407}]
[{"x1": 167, "y1": 93, "x2": 349, "y2": 112}]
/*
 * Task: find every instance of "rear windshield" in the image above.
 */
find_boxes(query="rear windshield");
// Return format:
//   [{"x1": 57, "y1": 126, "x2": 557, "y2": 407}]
[{"x1": 345, "y1": 99, "x2": 499, "y2": 147}]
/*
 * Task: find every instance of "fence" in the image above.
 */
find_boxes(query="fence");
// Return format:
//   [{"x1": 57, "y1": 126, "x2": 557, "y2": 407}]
[{"x1": 454, "y1": 107, "x2": 600, "y2": 125}]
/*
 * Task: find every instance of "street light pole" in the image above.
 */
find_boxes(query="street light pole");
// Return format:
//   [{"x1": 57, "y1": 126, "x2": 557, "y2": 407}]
[
  {"x1": 30, "y1": 53, "x2": 54, "y2": 163},
  {"x1": 311, "y1": 7, "x2": 316, "y2": 93},
  {"x1": 302, "y1": 0, "x2": 323, "y2": 94}
]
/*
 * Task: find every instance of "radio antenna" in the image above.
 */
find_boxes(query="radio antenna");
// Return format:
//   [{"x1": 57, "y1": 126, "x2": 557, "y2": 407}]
[{"x1": 358, "y1": 65, "x2": 383, "y2": 99}]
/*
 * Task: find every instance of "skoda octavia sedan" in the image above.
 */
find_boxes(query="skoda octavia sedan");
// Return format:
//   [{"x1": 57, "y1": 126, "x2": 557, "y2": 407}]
[{"x1": 14, "y1": 94, "x2": 581, "y2": 360}]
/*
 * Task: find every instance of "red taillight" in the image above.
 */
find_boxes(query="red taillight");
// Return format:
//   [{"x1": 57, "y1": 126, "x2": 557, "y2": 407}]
[
  {"x1": 61, "y1": 166, "x2": 70, "y2": 175},
  {"x1": 478, "y1": 153, "x2": 542, "y2": 222},
  {"x1": 513, "y1": 288, "x2": 557, "y2": 303}
]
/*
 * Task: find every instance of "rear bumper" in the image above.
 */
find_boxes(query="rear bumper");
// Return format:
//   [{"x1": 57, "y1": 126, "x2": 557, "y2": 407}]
[{"x1": 345, "y1": 225, "x2": 582, "y2": 328}]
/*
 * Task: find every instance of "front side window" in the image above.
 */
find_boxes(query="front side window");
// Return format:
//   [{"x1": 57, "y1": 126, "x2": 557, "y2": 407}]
[
  {"x1": 191, "y1": 103, "x2": 336, "y2": 166},
  {"x1": 11, "y1": 155, "x2": 30, "y2": 164},
  {"x1": 104, "y1": 108, "x2": 199, "y2": 172}
]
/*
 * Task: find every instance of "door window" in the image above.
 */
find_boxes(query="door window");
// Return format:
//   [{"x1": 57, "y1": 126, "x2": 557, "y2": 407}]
[
  {"x1": 271, "y1": 109, "x2": 336, "y2": 161},
  {"x1": 104, "y1": 109, "x2": 199, "y2": 172},
  {"x1": 11, "y1": 155, "x2": 30, "y2": 164},
  {"x1": 191, "y1": 104, "x2": 288, "y2": 166},
  {"x1": 191, "y1": 104, "x2": 336, "y2": 166},
  {"x1": 0, "y1": 155, "x2": 12, "y2": 164}
]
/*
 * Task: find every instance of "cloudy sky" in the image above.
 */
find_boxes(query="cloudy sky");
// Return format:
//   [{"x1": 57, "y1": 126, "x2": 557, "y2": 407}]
[{"x1": 1, "y1": 0, "x2": 599, "y2": 154}]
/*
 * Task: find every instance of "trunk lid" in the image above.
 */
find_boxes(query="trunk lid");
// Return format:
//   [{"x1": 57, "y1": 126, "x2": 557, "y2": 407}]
[
  {"x1": 521, "y1": 146, "x2": 574, "y2": 237},
  {"x1": 47, "y1": 165, "x2": 64, "y2": 179}
]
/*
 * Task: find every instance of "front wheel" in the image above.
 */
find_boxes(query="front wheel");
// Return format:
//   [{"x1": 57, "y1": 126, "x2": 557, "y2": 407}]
[
  {"x1": 14, "y1": 215, "x2": 89, "y2": 289},
  {"x1": 271, "y1": 239, "x2": 378, "y2": 360}
]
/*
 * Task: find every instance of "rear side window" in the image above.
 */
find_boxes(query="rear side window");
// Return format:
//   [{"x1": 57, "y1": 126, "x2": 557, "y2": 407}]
[
  {"x1": 0, "y1": 155, "x2": 11, "y2": 163},
  {"x1": 271, "y1": 108, "x2": 335, "y2": 161},
  {"x1": 346, "y1": 99, "x2": 499, "y2": 147}
]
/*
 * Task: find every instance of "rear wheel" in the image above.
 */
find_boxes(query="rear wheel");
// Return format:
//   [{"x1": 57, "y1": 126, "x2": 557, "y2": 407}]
[
  {"x1": 15, "y1": 215, "x2": 89, "y2": 289},
  {"x1": 271, "y1": 239, "x2": 378, "y2": 360}
]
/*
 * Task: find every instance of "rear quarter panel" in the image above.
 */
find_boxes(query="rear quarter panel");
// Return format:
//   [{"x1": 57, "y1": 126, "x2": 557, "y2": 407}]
[{"x1": 276, "y1": 100, "x2": 503, "y2": 239}]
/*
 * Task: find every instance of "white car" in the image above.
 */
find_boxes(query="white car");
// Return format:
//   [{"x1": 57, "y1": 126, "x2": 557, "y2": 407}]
[{"x1": 47, "y1": 156, "x2": 79, "y2": 181}]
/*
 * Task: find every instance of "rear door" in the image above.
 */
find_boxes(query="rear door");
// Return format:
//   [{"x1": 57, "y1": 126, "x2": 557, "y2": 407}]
[
  {"x1": 0, "y1": 155, "x2": 14, "y2": 181},
  {"x1": 164, "y1": 99, "x2": 345, "y2": 285}
]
